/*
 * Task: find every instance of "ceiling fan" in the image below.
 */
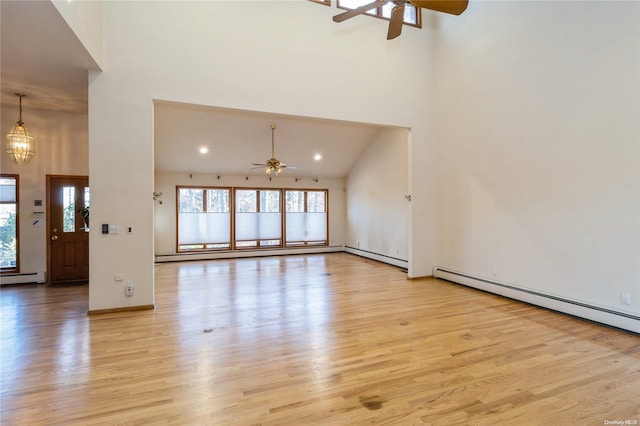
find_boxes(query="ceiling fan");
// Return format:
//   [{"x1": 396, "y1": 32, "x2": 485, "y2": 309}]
[
  {"x1": 252, "y1": 125, "x2": 298, "y2": 176},
  {"x1": 333, "y1": 0, "x2": 468, "y2": 40}
]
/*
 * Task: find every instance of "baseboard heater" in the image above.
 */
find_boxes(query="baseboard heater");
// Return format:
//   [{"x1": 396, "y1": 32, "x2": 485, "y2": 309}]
[
  {"x1": 156, "y1": 245, "x2": 344, "y2": 263},
  {"x1": 0, "y1": 272, "x2": 45, "y2": 285},
  {"x1": 344, "y1": 246, "x2": 408, "y2": 269},
  {"x1": 432, "y1": 267, "x2": 639, "y2": 334}
]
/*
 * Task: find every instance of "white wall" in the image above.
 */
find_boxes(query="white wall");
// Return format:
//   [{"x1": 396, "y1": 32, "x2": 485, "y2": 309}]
[
  {"x1": 154, "y1": 171, "x2": 346, "y2": 256},
  {"x1": 346, "y1": 127, "x2": 409, "y2": 263},
  {"x1": 51, "y1": 0, "x2": 103, "y2": 69},
  {"x1": 88, "y1": 1, "x2": 437, "y2": 310},
  {"x1": 0, "y1": 104, "x2": 88, "y2": 283},
  {"x1": 435, "y1": 1, "x2": 640, "y2": 317}
]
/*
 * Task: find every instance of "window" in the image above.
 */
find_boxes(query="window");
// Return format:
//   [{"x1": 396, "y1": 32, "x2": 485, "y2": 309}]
[
  {"x1": 337, "y1": 0, "x2": 420, "y2": 27},
  {"x1": 177, "y1": 187, "x2": 231, "y2": 251},
  {"x1": 176, "y1": 186, "x2": 329, "y2": 252},
  {"x1": 0, "y1": 175, "x2": 18, "y2": 272},
  {"x1": 286, "y1": 190, "x2": 328, "y2": 246},
  {"x1": 235, "y1": 189, "x2": 282, "y2": 249}
]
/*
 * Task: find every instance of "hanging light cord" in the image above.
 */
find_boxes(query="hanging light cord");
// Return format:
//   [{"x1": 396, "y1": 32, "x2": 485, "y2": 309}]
[{"x1": 16, "y1": 93, "x2": 25, "y2": 126}]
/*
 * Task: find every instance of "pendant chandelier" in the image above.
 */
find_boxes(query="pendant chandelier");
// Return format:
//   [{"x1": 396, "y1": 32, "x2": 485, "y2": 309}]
[{"x1": 6, "y1": 93, "x2": 36, "y2": 164}]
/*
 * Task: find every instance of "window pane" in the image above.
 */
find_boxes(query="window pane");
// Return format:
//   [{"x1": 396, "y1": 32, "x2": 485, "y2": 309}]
[
  {"x1": 0, "y1": 178, "x2": 16, "y2": 203},
  {"x1": 0, "y1": 176, "x2": 17, "y2": 269},
  {"x1": 236, "y1": 241, "x2": 257, "y2": 248},
  {"x1": 305, "y1": 213, "x2": 327, "y2": 240},
  {"x1": 260, "y1": 190, "x2": 280, "y2": 212},
  {"x1": 179, "y1": 244, "x2": 205, "y2": 251},
  {"x1": 179, "y1": 188, "x2": 203, "y2": 213},
  {"x1": 236, "y1": 190, "x2": 257, "y2": 213},
  {"x1": 0, "y1": 204, "x2": 17, "y2": 268},
  {"x1": 206, "y1": 243, "x2": 230, "y2": 249},
  {"x1": 285, "y1": 190, "x2": 327, "y2": 245},
  {"x1": 179, "y1": 212, "x2": 230, "y2": 245},
  {"x1": 339, "y1": 0, "x2": 378, "y2": 16},
  {"x1": 63, "y1": 186, "x2": 75, "y2": 233},
  {"x1": 380, "y1": 2, "x2": 417, "y2": 24},
  {"x1": 286, "y1": 212, "x2": 327, "y2": 242},
  {"x1": 178, "y1": 187, "x2": 231, "y2": 251},
  {"x1": 286, "y1": 191, "x2": 305, "y2": 213},
  {"x1": 307, "y1": 191, "x2": 326, "y2": 213},
  {"x1": 236, "y1": 212, "x2": 282, "y2": 240},
  {"x1": 340, "y1": 0, "x2": 371, "y2": 8},
  {"x1": 404, "y1": 4, "x2": 417, "y2": 24},
  {"x1": 207, "y1": 189, "x2": 229, "y2": 213}
]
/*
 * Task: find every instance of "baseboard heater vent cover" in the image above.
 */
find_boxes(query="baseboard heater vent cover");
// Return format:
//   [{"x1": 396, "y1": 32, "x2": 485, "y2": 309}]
[{"x1": 432, "y1": 267, "x2": 639, "y2": 334}]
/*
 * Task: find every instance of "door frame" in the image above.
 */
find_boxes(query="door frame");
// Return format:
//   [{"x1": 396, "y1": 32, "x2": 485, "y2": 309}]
[{"x1": 46, "y1": 174, "x2": 89, "y2": 285}]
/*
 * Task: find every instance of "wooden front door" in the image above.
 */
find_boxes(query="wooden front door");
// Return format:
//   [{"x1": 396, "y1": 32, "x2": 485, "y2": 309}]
[{"x1": 48, "y1": 176, "x2": 89, "y2": 284}]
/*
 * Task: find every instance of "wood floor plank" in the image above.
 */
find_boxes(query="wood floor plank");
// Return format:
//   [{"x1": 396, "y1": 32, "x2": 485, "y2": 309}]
[{"x1": 1, "y1": 253, "x2": 638, "y2": 425}]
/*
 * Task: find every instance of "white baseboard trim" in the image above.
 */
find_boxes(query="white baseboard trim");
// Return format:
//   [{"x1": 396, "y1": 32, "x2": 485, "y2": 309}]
[
  {"x1": 155, "y1": 245, "x2": 409, "y2": 270},
  {"x1": 155, "y1": 245, "x2": 344, "y2": 263},
  {"x1": 0, "y1": 272, "x2": 45, "y2": 285},
  {"x1": 433, "y1": 267, "x2": 639, "y2": 334},
  {"x1": 344, "y1": 246, "x2": 408, "y2": 269}
]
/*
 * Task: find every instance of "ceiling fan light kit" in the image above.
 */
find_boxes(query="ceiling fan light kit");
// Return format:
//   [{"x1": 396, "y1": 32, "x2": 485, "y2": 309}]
[
  {"x1": 333, "y1": 0, "x2": 468, "y2": 40},
  {"x1": 252, "y1": 124, "x2": 298, "y2": 176},
  {"x1": 6, "y1": 93, "x2": 36, "y2": 164}
]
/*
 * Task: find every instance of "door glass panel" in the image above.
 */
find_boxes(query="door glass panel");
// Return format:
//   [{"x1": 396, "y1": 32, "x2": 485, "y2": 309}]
[
  {"x1": 63, "y1": 186, "x2": 75, "y2": 233},
  {"x1": 83, "y1": 187, "x2": 90, "y2": 231}
]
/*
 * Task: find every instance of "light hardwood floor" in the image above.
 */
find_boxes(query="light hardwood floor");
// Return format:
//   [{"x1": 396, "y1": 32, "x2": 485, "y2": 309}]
[{"x1": 1, "y1": 253, "x2": 638, "y2": 425}]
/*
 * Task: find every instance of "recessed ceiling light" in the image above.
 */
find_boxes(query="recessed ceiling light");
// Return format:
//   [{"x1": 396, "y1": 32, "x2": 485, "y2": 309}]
[
  {"x1": 314, "y1": 154, "x2": 322, "y2": 161},
  {"x1": 199, "y1": 147, "x2": 209, "y2": 154}
]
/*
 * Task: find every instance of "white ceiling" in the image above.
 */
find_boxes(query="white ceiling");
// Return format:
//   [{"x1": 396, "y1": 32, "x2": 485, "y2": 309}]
[
  {"x1": 0, "y1": 1, "x2": 96, "y2": 113},
  {"x1": 154, "y1": 102, "x2": 383, "y2": 178},
  {"x1": 2, "y1": 1, "x2": 386, "y2": 178}
]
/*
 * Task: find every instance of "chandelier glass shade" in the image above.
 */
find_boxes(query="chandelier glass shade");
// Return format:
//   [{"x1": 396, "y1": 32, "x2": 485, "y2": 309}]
[{"x1": 6, "y1": 93, "x2": 35, "y2": 165}]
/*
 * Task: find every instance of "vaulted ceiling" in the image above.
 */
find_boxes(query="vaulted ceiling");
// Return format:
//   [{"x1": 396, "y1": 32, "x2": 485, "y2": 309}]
[
  {"x1": 2, "y1": 1, "x2": 386, "y2": 179},
  {"x1": 0, "y1": 0, "x2": 95, "y2": 113},
  {"x1": 154, "y1": 102, "x2": 382, "y2": 179}
]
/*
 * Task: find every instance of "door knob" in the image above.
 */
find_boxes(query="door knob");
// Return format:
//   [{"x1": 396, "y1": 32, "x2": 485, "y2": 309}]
[{"x1": 51, "y1": 235, "x2": 58, "y2": 240}]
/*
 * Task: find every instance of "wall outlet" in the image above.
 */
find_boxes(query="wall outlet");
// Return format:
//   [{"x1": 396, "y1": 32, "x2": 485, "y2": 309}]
[
  {"x1": 125, "y1": 280, "x2": 134, "y2": 297},
  {"x1": 620, "y1": 293, "x2": 631, "y2": 305}
]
